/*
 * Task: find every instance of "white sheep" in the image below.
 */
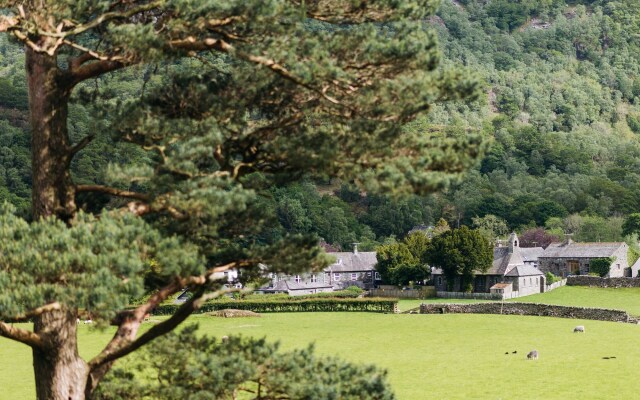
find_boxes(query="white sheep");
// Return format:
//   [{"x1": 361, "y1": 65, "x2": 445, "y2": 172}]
[
  {"x1": 527, "y1": 350, "x2": 538, "y2": 360},
  {"x1": 573, "y1": 325, "x2": 585, "y2": 333}
]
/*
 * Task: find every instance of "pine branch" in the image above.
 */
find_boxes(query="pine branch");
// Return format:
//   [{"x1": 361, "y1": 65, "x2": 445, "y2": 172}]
[
  {"x1": 0, "y1": 321, "x2": 44, "y2": 349},
  {"x1": 69, "y1": 135, "x2": 95, "y2": 156},
  {"x1": 88, "y1": 261, "x2": 240, "y2": 373},
  {"x1": 42, "y1": 1, "x2": 163, "y2": 39},
  {"x1": 70, "y1": 59, "x2": 133, "y2": 87},
  {"x1": 89, "y1": 285, "x2": 207, "y2": 370},
  {"x1": 9, "y1": 302, "x2": 62, "y2": 322},
  {"x1": 76, "y1": 184, "x2": 149, "y2": 201}
]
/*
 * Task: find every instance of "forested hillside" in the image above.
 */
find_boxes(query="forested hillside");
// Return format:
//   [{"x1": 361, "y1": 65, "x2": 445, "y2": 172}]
[{"x1": 1, "y1": 0, "x2": 640, "y2": 249}]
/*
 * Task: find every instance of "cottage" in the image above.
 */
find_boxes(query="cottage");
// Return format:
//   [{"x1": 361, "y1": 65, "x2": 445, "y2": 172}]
[
  {"x1": 324, "y1": 245, "x2": 380, "y2": 289},
  {"x1": 538, "y1": 240, "x2": 629, "y2": 278},
  {"x1": 257, "y1": 245, "x2": 379, "y2": 294},
  {"x1": 257, "y1": 278, "x2": 334, "y2": 296},
  {"x1": 433, "y1": 232, "x2": 545, "y2": 296}
]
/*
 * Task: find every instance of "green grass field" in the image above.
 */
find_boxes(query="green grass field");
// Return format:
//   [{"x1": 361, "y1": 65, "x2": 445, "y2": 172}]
[
  {"x1": 508, "y1": 285, "x2": 640, "y2": 316},
  {"x1": 3, "y1": 287, "x2": 640, "y2": 399}
]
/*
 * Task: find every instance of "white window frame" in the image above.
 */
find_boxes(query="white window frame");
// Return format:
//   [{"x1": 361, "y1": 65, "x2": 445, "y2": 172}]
[
  {"x1": 310, "y1": 274, "x2": 317, "y2": 283},
  {"x1": 351, "y1": 273, "x2": 358, "y2": 281},
  {"x1": 334, "y1": 273, "x2": 341, "y2": 281},
  {"x1": 294, "y1": 275, "x2": 301, "y2": 283},
  {"x1": 375, "y1": 272, "x2": 381, "y2": 280}
]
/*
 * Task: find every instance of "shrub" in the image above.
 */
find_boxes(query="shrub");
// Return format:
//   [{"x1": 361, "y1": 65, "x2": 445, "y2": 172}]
[
  {"x1": 545, "y1": 272, "x2": 558, "y2": 284},
  {"x1": 153, "y1": 298, "x2": 397, "y2": 315},
  {"x1": 589, "y1": 257, "x2": 615, "y2": 277}
]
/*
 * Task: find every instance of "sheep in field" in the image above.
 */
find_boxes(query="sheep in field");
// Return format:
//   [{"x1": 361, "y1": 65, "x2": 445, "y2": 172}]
[
  {"x1": 527, "y1": 350, "x2": 538, "y2": 360},
  {"x1": 574, "y1": 325, "x2": 585, "y2": 333}
]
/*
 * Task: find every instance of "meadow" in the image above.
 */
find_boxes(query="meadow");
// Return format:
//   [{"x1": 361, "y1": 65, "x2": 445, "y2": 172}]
[{"x1": 2, "y1": 287, "x2": 640, "y2": 399}]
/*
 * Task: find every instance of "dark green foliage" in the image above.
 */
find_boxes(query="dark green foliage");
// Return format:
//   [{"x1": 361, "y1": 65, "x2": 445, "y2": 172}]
[
  {"x1": 622, "y1": 213, "x2": 640, "y2": 238},
  {"x1": 626, "y1": 115, "x2": 640, "y2": 134},
  {"x1": 375, "y1": 232, "x2": 431, "y2": 285},
  {"x1": 425, "y1": 226, "x2": 493, "y2": 292},
  {"x1": 0, "y1": 204, "x2": 203, "y2": 325},
  {"x1": 95, "y1": 325, "x2": 395, "y2": 400},
  {"x1": 589, "y1": 257, "x2": 614, "y2": 277},
  {"x1": 152, "y1": 298, "x2": 397, "y2": 315},
  {"x1": 545, "y1": 271, "x2": 559, "y2": 284}
]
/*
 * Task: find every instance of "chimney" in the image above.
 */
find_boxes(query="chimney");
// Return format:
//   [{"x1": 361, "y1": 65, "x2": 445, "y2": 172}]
[
  {"x1": 352, "y1": 243, "x2": 359, "y2": 255},
  {"x1": 563, "y1": 233, "x2": 574, "y2": 246},
  {"x1": 508, "y1": 232, "x2": 518, "y2": 252}
]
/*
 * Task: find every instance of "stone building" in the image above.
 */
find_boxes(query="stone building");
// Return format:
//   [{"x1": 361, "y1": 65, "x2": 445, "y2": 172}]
[
  {"x1": 538, "y1": 240, "x2": 629, "y2": 278},
  {"x1": 323, "y1": 245, "x2": 380, "y2": 289},
  {"x1": 259, "y1": 245, "x2": 380, "y2": 294},
  {"x1": 432, "y1": 232, "x2": 545, "y2": 295},
  {"x1": 257, "y1": 275, "x2": 334, "y2": 296}
]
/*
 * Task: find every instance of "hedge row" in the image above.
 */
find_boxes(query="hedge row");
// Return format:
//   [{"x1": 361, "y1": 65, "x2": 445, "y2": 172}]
[
  {"x1": 153, "y1": 298, "x2": 397, "y2": 315},
  {"x1": 257, "y1": 290, "x2": 363, "y2": 301}
]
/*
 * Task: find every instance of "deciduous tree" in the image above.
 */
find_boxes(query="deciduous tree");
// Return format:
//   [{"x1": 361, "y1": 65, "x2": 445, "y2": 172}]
[{"x1": 426, "y1": 226, "x2": 492, "y2": 292}]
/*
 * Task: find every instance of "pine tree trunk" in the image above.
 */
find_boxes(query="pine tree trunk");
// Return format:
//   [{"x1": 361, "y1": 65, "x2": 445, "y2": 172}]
[
  {"x1": 32, "y1": 310, "x2": 89, "y2": 400},
  {"x1": 26, "y1": 47, "x2": 76, "y2": 222},
  {"x1": 26, "y1": 48, "x2": 88, "y2": 399}
]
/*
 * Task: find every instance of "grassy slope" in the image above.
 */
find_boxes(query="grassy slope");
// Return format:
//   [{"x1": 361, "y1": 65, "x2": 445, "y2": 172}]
[
  {"x1": 3, "y1": 287, "x2": 640, "y2": 399},
  {"x1": 400, "y1": 285, "x2": 640, "y2": 315}
]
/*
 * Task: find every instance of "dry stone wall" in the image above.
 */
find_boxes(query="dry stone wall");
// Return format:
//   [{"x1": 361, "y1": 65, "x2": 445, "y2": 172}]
[
  {"x1": 420, "y1": 302, "x2": 634, "y2": 323},
  {"x1": 567, "y1": 276, "x2": 640, "y2": 288}
]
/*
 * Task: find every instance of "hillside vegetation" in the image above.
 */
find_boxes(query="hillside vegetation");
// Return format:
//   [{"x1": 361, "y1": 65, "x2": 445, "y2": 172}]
[{"x1": 1, "y1": 1, "x2": 640, "y2": 249}]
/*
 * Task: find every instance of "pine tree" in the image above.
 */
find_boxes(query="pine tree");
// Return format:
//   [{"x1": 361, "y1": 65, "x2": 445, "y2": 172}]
[{"x1": 0, "y1": 1, "x2": 480, "y2": 398}]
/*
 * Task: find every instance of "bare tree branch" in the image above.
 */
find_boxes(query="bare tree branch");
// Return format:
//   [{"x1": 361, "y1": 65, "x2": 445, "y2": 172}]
[
  {"x1": 89, "y1": 285, "x2": 207, "y2": 370},
  {"x1": 0, "y1": 321, "x2": 44, "y2": 349},
  {"x1": 69, "y1": 135, "x2": 95, "y2": 156},
  {"x1": 70, "y1": 58, "x2": 133, "y2": 87},
  {"x1": 89, "y1": 261, "x2": 241, "y2": 372}
]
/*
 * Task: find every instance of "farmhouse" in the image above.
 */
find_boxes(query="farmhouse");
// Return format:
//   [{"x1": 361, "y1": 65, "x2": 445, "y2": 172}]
[
  {"x1": 323, "y1": 245, "x2": 380, "y2": 289},
  {"x1": 538, "y1": 240, "x2": 629, "y2": 278},
  {"x1": 432, "y1": 232, "x2": 545, "y2": 296},
  {"x1": 258, "y1": 245, "x2": 380, "y2": 294},
  {"x1": 257, "y1": 277, "x2": 334, "y2": 296}
]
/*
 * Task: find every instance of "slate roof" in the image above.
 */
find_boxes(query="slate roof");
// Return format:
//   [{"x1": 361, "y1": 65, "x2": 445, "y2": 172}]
[
  {"x1": 324, "y1": 251, "x2": 378, "y2": 273},
  {"x1": 490, "y1": 283, "x2": 512, "y2": 289},
  {"x1": 541, "y1": 241, "x2": 625, "y2": 259},
  {"x1": 486, "y1": 246, "x2": 524, "y2": 275},
  {"x1": 505, "y1": 265, "x2": 544, "y2": 277},
  {"x1": 519, "y1": 247, "x2": 544, "y2": 263},
  {"x1": 260, "y1": 280, "x2": 333, "y2": 292}
]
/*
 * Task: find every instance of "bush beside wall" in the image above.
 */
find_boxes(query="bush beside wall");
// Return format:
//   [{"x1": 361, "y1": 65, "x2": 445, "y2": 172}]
[{"x1": 154, "y1": 298, "x2": 397, "y2": 315}]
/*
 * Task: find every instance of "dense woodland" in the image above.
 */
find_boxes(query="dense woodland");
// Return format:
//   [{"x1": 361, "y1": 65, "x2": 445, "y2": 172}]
[{"x1": 1, "y1": 0, "x2": 640, "y2": 250}]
